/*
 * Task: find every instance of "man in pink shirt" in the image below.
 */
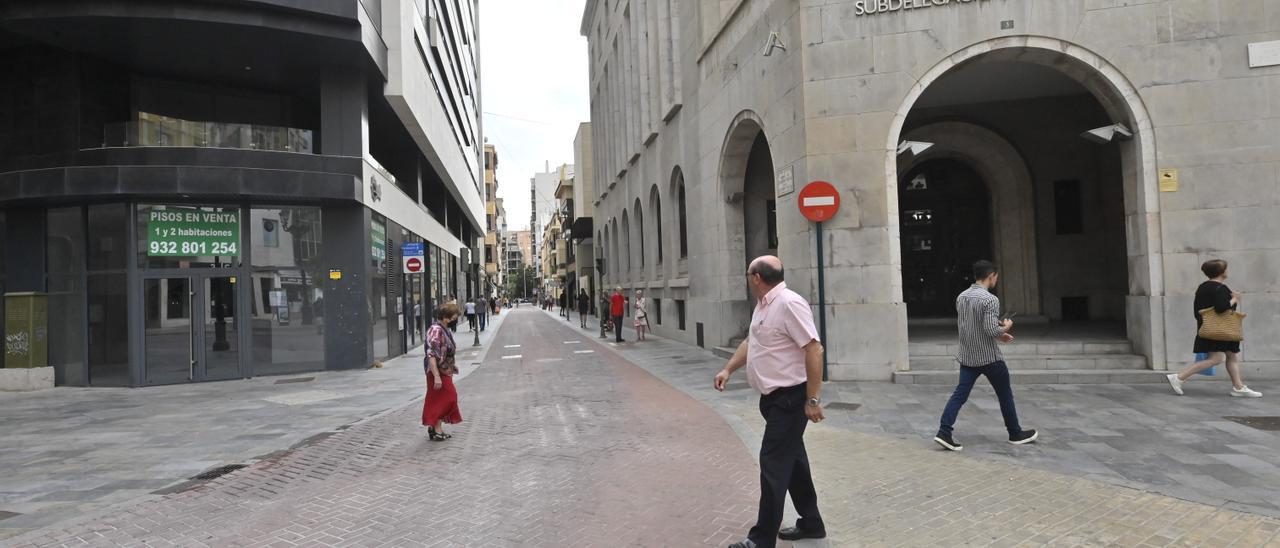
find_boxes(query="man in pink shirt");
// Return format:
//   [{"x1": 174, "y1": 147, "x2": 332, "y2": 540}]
[{"x1": 715, "y1": 255, "x2": 826, "y2": 548}]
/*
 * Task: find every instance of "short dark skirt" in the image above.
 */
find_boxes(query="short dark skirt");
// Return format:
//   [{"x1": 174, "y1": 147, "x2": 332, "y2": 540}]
[{"x1": 1193, "y1": 336, "x2": 1240, "y2": 354}]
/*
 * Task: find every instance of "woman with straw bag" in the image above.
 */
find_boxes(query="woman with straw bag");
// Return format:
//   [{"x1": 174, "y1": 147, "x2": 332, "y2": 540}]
[{"x1": 1166, "y1": 259, "x2": 1261, "y2": 397}]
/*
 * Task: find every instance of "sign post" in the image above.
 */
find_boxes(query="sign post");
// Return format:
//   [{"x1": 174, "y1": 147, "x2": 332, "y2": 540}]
[
  {"x1": 401, "y1": 242, "x2": 425, "y2": 274},
  {"x1": 798, "y1": 181, "x2": 841, "y2": 382}
]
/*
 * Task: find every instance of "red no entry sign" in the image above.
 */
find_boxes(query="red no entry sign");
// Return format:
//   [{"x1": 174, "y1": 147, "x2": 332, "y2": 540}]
[
  {"x1": 798, "y1": 181, "x2": 840, "y2": 222},
  {"x1": 405, "y1": 257, "x2": 423, "y2": 273}
]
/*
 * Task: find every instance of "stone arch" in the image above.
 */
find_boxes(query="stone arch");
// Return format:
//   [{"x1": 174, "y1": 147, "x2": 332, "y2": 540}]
[
  {"x1": 634, "y1": 198, "x2": 645, "y2": 273},
  {"x1": 899, "y1": 121, "x2": 1040, "y2": 316},
  {"x1": 885, "y1": 35, "x2": 1165, "y2": 366},
  {"x1": 718, "y1": 109, "x2": 778, "y2": 341},
  {"x1": 621, "y1": 209, "x2": 631, "y2": 280},
  {"x1": 670, "y1": 167, "x2": 688, "y2": 259},
  {"x1": 649, "y1": 185, "x2": 664, "y2": 266}
]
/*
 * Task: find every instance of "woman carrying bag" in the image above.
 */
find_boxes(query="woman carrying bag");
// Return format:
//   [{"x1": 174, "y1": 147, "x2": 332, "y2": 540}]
[
  {"x1": 1167, "y1": 259, "x2": 1261, "y2": 398},
  {"x1": 634, "y1": 290, "x2": 650, "y2": 342}
]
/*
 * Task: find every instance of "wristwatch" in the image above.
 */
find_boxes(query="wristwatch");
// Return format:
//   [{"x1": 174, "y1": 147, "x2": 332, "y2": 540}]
[{"x1": 807, "y1": 397, "x2": 821, "y2": 407}]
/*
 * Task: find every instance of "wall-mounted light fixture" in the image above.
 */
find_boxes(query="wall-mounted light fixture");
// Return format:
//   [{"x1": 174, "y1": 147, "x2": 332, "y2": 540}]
[{"x1": 1080, "y1": 123, "x2": 1133, "y2": 144}]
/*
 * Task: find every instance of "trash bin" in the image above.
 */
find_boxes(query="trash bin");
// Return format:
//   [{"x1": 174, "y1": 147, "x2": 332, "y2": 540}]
[{"x1": 5, "y1": 292, "x2": 48, "y2": 369}]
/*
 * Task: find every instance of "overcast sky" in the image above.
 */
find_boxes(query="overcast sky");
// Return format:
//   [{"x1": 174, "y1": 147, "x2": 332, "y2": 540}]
[{"x1": 480, "y1": 0, "x2": 589, "y2": 232}]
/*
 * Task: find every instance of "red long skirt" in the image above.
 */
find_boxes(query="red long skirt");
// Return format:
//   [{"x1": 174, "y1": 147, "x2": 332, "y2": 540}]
[{"x1": 422, "y1": 374, "x2": 463, "y2": 426}]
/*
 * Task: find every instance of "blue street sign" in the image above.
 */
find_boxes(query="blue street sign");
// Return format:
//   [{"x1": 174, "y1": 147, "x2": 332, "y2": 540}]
[{"x1": 401, "y1": 242, "x2": 425, "y2": 257}]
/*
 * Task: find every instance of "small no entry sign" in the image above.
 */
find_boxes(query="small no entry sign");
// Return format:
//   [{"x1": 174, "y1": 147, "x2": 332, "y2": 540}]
[{"x1": 798, "y1": 181, "x2": 840, "y2": 222}]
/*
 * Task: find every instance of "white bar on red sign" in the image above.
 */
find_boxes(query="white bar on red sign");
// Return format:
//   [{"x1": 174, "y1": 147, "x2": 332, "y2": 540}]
[{"x1": 803, "y1": 196, "x2": 836, "y2": 207}]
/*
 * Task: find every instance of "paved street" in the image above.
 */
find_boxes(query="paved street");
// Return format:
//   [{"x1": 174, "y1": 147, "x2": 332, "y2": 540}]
[
  {"x1": 0, "y1": 313, "x2": 510, "y2": 540},
  {"x1": 7, "y1": 308, "x2": 1280, "y2": 546}
]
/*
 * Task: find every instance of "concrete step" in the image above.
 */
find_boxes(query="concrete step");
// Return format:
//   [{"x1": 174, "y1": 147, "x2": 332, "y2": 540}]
[
  {"x1": 909, "y1": 340, "x2": 1133, "y2": 357},
  {"x1": 909, "y1": 354, "x2": 1148, "y2": 371},
  {"x1": 894, "y1": 369, "x2": 1171, "y2": 385}
]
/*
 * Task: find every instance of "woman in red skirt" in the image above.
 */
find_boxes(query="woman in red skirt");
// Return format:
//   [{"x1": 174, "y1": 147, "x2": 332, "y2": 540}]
[{"x1": 423, "y1": 303, "x2": 463, "y2": 440}]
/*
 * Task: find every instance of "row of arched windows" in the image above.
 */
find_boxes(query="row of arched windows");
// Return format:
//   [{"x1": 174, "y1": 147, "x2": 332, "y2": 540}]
[{"x1": 598, "y1": 168, "x2": 689, "y2": 281}]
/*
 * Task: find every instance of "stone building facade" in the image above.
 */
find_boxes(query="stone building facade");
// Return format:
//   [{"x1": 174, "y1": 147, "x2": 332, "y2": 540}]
[{"x1": 581, "y1": 0, "x2": 1280, "y2": 381}]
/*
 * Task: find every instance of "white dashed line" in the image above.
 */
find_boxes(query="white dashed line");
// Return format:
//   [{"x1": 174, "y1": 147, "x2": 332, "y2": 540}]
[
  {"x1": 502, "y1": 355, "x2": 522, "y2": 360},
  {"x1": 504, "y1": 345, "x2": 522, "y2": 348},
  {"x1": 564, "y1": 341, "x2": 582, "y2": 344},
  {"x1": 574, "y1": 350, "x2": 595, "y2": 354}
]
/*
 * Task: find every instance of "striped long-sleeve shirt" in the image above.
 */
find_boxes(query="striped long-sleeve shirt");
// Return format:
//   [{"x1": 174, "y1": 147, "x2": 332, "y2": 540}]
[{"x1": 956, "y1": 284, "x2": 1005, "y2": 367}]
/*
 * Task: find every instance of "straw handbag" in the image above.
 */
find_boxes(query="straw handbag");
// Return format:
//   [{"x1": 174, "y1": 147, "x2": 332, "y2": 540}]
[{"x1": 1198, "y1": 306, "x2": 1246, "y2": 342}]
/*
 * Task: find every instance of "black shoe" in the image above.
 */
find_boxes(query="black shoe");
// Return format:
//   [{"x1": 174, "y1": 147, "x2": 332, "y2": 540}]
[
  {"x1": 727, "y1": 540, "x2": 756, "y2": 548},
  {"x1": 1009, "y1": 429, "x2": 1039, "y2": 445},
  {"x1": 934, "y1": 433, "x2": 963, "y2": 451},
  {"x1": 779, "y1": 526, "x2": 826, "y2": 541}
]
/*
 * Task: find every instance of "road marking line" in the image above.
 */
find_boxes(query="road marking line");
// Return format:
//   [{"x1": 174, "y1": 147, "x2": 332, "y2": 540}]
[
  {"x1": 504, "y1": 345, "x2": 521, "y2": 348},
  {"x1": 574, "y1": 350, "x2": 595, "y2": 354},
  {"x1": 564, "y1": 341, "x2": 581, "y2": 344},
  {"x1": 502, "y1": 355, "x2": 522, "y2": 360}
]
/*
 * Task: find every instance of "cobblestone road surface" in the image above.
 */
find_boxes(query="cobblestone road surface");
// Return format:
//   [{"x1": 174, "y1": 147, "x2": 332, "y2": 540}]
[{"x1": 9, "y1": 309, "x2": 757, "y2": 547}]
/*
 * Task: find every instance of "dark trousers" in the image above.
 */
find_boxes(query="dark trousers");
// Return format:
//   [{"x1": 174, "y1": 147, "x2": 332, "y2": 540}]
[
  {"x1": 749, "y1": 384, "x2": 823, "y2": 548},
  {"x1": 938, "y1": 360, "x2": 1023, "y2": 437},
  {"x1": 579, "y1": 308, "x2": 588, "y2": 327},
  {"x1": 478, "y1": 312, "x2": 487, "y2": 331},
  {"x1": 612, "y1": 315, "x2": 624, "y2": 342},
  {"x1": 466, "y1": 313, "x2": 476, "y2": 331}
]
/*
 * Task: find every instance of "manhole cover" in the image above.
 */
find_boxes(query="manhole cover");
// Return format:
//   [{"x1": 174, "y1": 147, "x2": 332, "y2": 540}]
[
  {"x1": 274, "y1": 377, "x2": 315, "y2": 384},
  {"x1": 191, "y1": 464, "x2": 247, "y2": 480},
  {"x1": 1223, "y1": 416, "x2": 1280, "y2": 431},
  {"x1": 0, "y1": 511, "x2": 21, "y2": 521},
  {"x1": 825, "y1": 402, "x2": 861, "y2": 411}
]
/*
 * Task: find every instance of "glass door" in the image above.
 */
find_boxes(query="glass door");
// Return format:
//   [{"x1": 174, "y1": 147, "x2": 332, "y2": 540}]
[
  {"x1": 144, "y1": 277, "x2": 194, "y2": 384},
  {"x1": 199, "y1": 275, "x2": 240, "y2": 380}
]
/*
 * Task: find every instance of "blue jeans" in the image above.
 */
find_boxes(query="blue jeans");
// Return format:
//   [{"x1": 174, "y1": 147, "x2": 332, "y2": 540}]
[{"x1": 938, "y1": 361, "x2": 1022, "y2": 437}]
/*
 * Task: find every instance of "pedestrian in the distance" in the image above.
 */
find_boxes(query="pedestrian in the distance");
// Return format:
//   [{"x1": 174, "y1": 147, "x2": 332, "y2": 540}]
[
  {"x1": 464, "y1": 299, "x2": 477, "y2": 332},
  {"x1": 610, "y1": 287, "x2": 626, "y2": 343},
  {"x1": 634, "y1": 289, "x2": 650, "y2": 341},
  {"x1": 447, "y1": 295, "x2": 458, "y2": 332},
  {"x1": 476, "y1": 295, "x2": 488, "y2": 331},
  {"x1": 1167, "y1": 259, "x2": 1260, "y2": 397},
  {"x1": 715, "y1": 255, "x2": 826, "y2": 548},
  {"x1": 413, "y1": 300, "x2": 423, "y2": 337},
  {"x1": 423, "y1": 303, "x2": 463, "y2": 441},
  {"x1": 933, "y1": 260, "x2": 1038, "y2": 452},
  {"x1": 578, "y1": 289, "x2": 590, "y2": 328}
]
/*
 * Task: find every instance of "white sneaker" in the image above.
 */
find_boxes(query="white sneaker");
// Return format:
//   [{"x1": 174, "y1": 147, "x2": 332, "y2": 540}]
[
  {"x1": 1167, "y1": 374, "x2": 1184, "y2": 395},
  {"x1": 1231, "y1": 386, "x2": 1263, "y2": 398}
]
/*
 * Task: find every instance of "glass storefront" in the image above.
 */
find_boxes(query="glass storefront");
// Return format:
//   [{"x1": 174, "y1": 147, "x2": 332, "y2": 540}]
[
  {"x1": 250, "y1": 207, "x2": 325, "y2": 375},
  {"x1": 0, "y1": 201, "x2": 456, "y2": 386}
]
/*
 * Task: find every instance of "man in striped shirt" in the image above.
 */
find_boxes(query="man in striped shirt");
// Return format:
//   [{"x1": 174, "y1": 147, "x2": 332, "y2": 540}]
[{"x1": 934, "y1": 260, "x2": 1038, "y2": 451}]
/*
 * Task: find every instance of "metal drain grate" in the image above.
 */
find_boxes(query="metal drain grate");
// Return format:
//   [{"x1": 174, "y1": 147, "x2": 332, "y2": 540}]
[
  {"x1": 825, "y1": 402, "x2": 862, "y2": 411},
  {"x1": 191, "y1": 464, "x2": 247, "y2": 480},
  {"x1": 1223, "y1": 416, "x2": 1280, "y2": 431},
  {"x1": 274, "y1": 377, "x2": 315, "y2": 384}
]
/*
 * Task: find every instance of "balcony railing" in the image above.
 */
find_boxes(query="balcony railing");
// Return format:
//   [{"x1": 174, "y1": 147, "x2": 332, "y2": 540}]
[{"x1": 100, "y1": 114, "x2": 314, "y2": 153}]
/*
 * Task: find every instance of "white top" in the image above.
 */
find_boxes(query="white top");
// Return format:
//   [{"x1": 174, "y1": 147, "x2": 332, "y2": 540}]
[{"x1": 465, "y1": 302, "x2": 476, "y2": 314}]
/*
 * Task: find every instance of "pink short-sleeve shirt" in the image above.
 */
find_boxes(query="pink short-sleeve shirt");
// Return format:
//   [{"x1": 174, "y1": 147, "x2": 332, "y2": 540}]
[{"x1": 746, "y1": 282, "x2": 820, "y2": 395}]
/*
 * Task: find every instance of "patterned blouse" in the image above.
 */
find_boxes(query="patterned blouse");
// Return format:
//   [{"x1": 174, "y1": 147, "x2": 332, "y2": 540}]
[{"x1": 425, "y1": 321, "x2": 458, "y2": 375}]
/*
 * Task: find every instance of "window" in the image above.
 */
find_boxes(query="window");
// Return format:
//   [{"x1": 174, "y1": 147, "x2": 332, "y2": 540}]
[
  {"x1": 676, "y1": 299, "x2": 686, "y2": 331},
  {"x1": 252, "y1": 206, "x2": 326, "y2": 374},
  {"x1": 262, "y1": 218, "x2": 280, "y2": 247},
  {"x1": 652, "y1": 187, "x2": 663, "y2": 264},
  {"x1": 678, "y1": 181, "x2": 688, "y2": 258},
  {"x1": 653, "y1": 298, "x2": 661, "y2": 325}
]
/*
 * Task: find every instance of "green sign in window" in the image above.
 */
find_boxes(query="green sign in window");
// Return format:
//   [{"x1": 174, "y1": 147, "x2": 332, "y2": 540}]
[
  {"x1": 146, "y1": 209, "x2": 241, "y2": 256},
  {"x1": 371, "y1": 219, "x2": 387, "y2": 262}
]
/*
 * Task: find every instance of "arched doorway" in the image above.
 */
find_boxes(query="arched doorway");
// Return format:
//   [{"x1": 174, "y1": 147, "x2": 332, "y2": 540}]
[
  {"x1": 899, "y1": 159, "x2": 993, "y2": 317},
  {"x1": 719, "y1": 111, "x2": 779, "y2": 342},
  {"x1": 886, "y1": 36, "x2": 1165, "y2": 367}
]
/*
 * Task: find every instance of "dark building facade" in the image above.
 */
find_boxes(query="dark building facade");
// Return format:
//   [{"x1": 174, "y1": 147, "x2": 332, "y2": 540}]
[{"x1": 0, "y1": 0, "x2": 484, "y2": 386}]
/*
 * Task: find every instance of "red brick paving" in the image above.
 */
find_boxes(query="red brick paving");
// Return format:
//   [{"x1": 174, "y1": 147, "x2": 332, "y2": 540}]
[{"x1": 13, "y1": 310, "x2": 757, "y2": 547}]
